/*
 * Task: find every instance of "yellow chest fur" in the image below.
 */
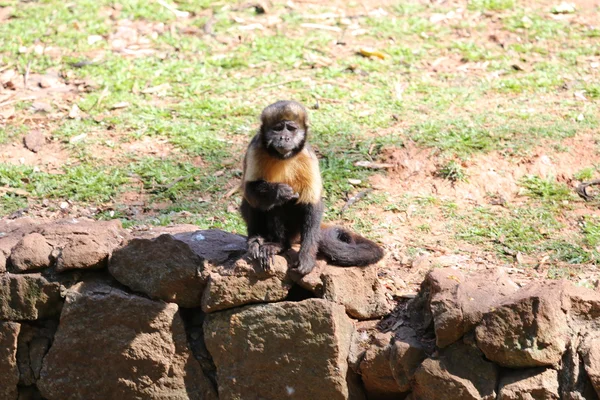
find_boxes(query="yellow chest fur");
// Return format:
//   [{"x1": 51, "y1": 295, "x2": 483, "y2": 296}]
[{"x1": 244, "y1": 146, "x2": 322, "y2": 204}]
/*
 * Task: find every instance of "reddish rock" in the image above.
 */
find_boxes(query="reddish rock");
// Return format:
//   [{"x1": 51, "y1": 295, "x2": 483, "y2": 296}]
[
  {"x1": 322, "y1": 265, "x2": 391, "y2": 320},
  {"x1": 9, "y1": 233, "x2": 53, "y2": 272},
  {"x1": 0, "y1": 274, "x2": 63, "y2": 320},
  {"x1": 562, "y1": 284, "x2": 600, "y2": 322},
  {"x1": 23, "y1": 130, "x2": 45, "y2": 153},
  {"x1": 41, "y1": 219, "x2": 126, "y2": 272},
  {"x1": 498, "y1": 368, "x2": 559, "y2": 400},
  {"x1": 204, "y1": 299, "x2": 355, "y2": 400},
  {"x1": 0, "y1": 322, "x2": 20, "y2": 400},
  {"x1": 16, "y1": 321, "x2": 57, "y2": 386},
  {"x1": 295, "y1": 260, "x2": 390, "y2": 320},
  {"x1": 37, "y1": 282, "x2": 217, "y2": 400},
  {"x1": 201, "y1": 255, "x2": 291, "y2": 313},
  {"x1": 390, "y1": 327, "x2": 428, "y2": 392},
  {"x1": 412, "y1": 340, "x2": 497, "y2": 400},
  {"x1": 475, "y1": 281, "x2": 569, "y2": 368},
  {"x1": 581, "y1": 335, "x2": 600, "y2": 397},
  {"x1": 109, "y1": 234, "x2": 207, "y2": 308},
  {"x1": 0, "y1": 218, "x2": 40, "y2": 272},
  {"x1": 559, "y1": 338, "x2": 599, "y2": 400},
  {"x1": 421, "y1": 268, "x2": 518, "y2": 348},
  {"x1": 357, "y1": 331, "x2": 405, "y2": 399}
]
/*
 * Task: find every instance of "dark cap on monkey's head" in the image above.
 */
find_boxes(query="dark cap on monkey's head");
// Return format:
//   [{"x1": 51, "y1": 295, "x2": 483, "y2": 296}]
[{"x1": 260, "y1": 100, "x2": 307, "y2": 128}]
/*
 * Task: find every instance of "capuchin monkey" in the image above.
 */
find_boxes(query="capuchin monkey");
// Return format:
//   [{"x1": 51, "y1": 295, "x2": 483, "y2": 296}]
[{"x1": 240, "y1": 100, "x2": 384, "y2": 275}]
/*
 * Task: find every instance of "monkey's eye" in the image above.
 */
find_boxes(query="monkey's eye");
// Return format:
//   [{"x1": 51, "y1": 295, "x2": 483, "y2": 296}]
[
  {"x1": 273, "y1": 122, "x2": 285, "y2": 132},
  {"x1": 285, "y1": 123, "x2": 297, "y2": 132}
]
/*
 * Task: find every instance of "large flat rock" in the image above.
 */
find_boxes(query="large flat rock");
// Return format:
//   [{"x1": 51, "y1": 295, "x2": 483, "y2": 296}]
[
  {"x1": 204, "y1": 298, "x2": 355, "y2": 400},
  {"x1": 37, "y1": 282, "x2": 217, "y2": 400}
]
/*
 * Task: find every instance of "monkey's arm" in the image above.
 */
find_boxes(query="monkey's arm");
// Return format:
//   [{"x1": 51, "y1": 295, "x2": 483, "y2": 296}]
[
  {"x1": 296, "y1": 201, "x2": 324, "y2": 275},
  {"x1": 244, "y1": 180, "x2": 299, "y2": 211}
]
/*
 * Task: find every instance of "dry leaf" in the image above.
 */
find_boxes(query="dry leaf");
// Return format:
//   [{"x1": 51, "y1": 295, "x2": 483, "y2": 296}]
[
  {"x1": 239, "y1": 23, "x2": 265, "y2": 31},
  {"x1": 141, "y1": 83, "x2": 171, "y2": 94},
  {"x1": 0, "y1": 69, "x2": 16, "y2": 84},
  {"x1": 0, "y1": 187, "x2": 29, "y2": 196},
  {"x1": 68, "y1": 104, "x2": 81, "y2": 119},
  {"x1": 551, "y1": 2, "x2": 576, "y2": 13},
  {"x1": 300, "y1": 23, "x2": 342, "y2": 32},
  {"x1": 87, "y1": 35, "x2": 103, "y2": 45},
  {"x1": 0, "y1": 6, "x2": 13, "y2": 21},
  {"x1": 358, "y1": 47, "x2": 388, "y2": 60},
  {"x1": 157, "y1": 0, "x2": 189, "y2": 18},
  {"x1": 0, "y1": 106, "x2": 15, "y2": 120},
  {"x1": 574, "y1": 90, "x2": 587, "y2": 101},
  {"x1": 110, "y1": 101, "x2": 130, "y2": 110},
  {"x1": 70, "y1": 133, "x2": 87, "y2": 144},
  {"x1": 354, "y1": 161, "x2": 394, "y2": 169}
]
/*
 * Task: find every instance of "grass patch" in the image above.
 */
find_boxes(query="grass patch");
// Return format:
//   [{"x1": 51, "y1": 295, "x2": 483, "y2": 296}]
[
  {"x1": 519, "y1": 175, "x2": 574, "y2": 203},
  {"x1": 436, "y1": 160, "x2": 468, "y2": 182}
]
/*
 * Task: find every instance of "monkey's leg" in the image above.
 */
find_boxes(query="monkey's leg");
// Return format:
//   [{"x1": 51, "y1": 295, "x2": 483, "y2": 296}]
[
  {"x1": 241, "y1": 199, "x2": 286, "y2": 271},
  {"x1": 244, "y1": 180, "x2": 299, "y2": 211},
  {"x1": 296, "y1": 201, "x2": 324, "y2": 275}
]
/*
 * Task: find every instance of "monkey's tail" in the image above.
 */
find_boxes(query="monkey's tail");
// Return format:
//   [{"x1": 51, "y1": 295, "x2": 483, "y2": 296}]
[{"x1": 318, "y1": 224, "x2": 384, "y2": 267}]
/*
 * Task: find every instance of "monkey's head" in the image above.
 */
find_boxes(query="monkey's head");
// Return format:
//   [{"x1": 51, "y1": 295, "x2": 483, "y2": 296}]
[{"x1": 259, "y1": 100, "x2": 308, "y2": 159}]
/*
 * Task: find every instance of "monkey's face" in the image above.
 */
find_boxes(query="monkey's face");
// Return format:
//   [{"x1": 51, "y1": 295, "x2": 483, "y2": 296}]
[
  {"x1": 260, "y1": 100, "x2": 308, "y2": 159},
  {"x1": 263, "y1": 120, "x2": 306, "y2": 159}
]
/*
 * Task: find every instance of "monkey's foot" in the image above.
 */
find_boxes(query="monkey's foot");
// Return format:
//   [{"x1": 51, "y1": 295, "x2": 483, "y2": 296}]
[
  {"x1": 295, "y1": 254, "x2": 316, "y2": 276},
  {"x1": 247, "y1": 237, "x2": 282, "y2": 271}
]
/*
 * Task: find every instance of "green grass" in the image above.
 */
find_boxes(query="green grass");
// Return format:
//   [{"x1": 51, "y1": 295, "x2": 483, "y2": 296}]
[
  {"x1": 519, "y1": 175, "x2": 574, "y2": 203},
  {"x1": 437, "y1": 161, "x2": 468, "y2": 182},
  {"x1": 0, "y1": 164, "x2": 128, "y2": 202}
]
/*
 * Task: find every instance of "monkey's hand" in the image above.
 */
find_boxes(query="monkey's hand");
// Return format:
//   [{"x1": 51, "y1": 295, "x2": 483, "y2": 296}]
[
  {"x1": 295, "y1": 252, "x2": 316, "y2": 275},
  {"x1": 247, "y1": 236, "x2": 264, "y2": 260},
  {"x1": 274, "y1": 184, "x2": 299, "y2": 206},
  {"x1": 247, "y1": 236, "x2": 282, "y2": 271}
]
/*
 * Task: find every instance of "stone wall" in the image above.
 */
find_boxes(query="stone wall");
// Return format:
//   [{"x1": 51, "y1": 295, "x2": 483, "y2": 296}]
[{"x1": 1, "y1": 218, "x2": 599, "y2": 400}]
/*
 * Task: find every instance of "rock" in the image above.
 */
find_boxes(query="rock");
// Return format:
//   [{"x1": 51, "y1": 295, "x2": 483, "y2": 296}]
[
  {"x1": 132, "y1": 224, "x2": 202, "y2": 239},
  {"x1": 390, "y1": 327, "x2": 428, "y2": 392},
  {"x1": 357, "y1": 331, "x2": 405, "y2": 399},
  {"x1": 37, "y1": 282, "x2": 217, "y2": 400},
  {"x1": 295, "y1": 261, "x2": 391, "y2": 320},
  {"x1": 0, "y1": 274, "x2": 63, "y2": 320},
  {"x1": 475, "y1": 281, "x2": 569, "y2": 368},
  {"x1": 348, "y1": 320, "x2": 379, "y2": 371},
  {"x1": 412, "y1": 339, "x2": 497, "y2": 400},
  {"x1": 173, "y1": 230, "x2": 247, "y2": 265},
  {"x1": 0, "y1": 322, "x2": 20, "y2": 400},
  {"x1": 0, "y1": 218, "x2": 40, "y2": 272},
  {"x1": 562, "y1": 284, "x2": 600, "y2": 322},
  {"x1": 420, "y1": 268, "x2": 518, "y2": 348},
  {"x1": 322, "y1": 265, "x2": 391, "y2": 320},
  {"x1": 201, "y1": 255, "x2": 292, "y2": 313},
  {"x1": 178, "y1": 309, "x2": 217, "y2": 387},
  {"x1": 559, "y1": 338, "x2": 599, "y2": 400},
  {"x1": 109, "y1": 234, "x2": 207, "y2": 308},
  {"x1": 204, "y1": 298, "x2": 355, "y2": 400},
  {"x1": 23, "y1": 130, "x2": 45, "y2": 153},
  {"x1": 498, "y1": 368, "x2": 560, "y2": 400},
  {"x1": 9, "y1": 233, "x2": 53, "y2": 272},
  {"x1": 40, "y1": 219, "x2": 126, "y2": 272},
  {"x1": 16, "y1": 321, "x2": 57, "y2": 386},
  {"x1": 581, "y1": 335, "x2": 600, "y2": 397},
  {"x1": 18, "y1": 385, "x2": 44, "y2": 400}
]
